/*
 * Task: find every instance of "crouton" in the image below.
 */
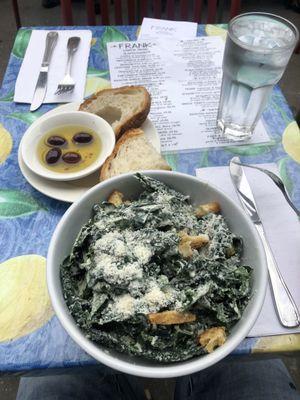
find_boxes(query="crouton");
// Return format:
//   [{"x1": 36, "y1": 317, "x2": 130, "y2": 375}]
[
  {"x1": 178, "y1": 231, "x2": 209, "y2": 258},
  {"x1": 226, "y1": 245, "x2": 236, "y2": 258},
  {"x1": 148, "y1": 310, "x2": 196, "y2": 325},
  {"x1": 107, "y1": 190, "x2": 124, "y2": 207},
  {"x1": 199, "y1": 327, "x2": 226, "y2": 353},
  {"x1": 195, "y1": 202, "x2": 220, "y2": 218}
]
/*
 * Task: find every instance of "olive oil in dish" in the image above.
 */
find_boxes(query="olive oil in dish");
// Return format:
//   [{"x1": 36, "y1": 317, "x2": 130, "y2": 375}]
[{"x1": 38, "y1": 125, "x2": 101, "y2": 173}]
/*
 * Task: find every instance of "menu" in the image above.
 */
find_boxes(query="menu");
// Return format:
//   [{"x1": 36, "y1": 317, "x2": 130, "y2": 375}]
[
  {"x1": 138, "y1": 17, "x2": 198, "y2": 40},
  {"x1": 107, "y1": 37, "x2": 271, "y2": 152}
]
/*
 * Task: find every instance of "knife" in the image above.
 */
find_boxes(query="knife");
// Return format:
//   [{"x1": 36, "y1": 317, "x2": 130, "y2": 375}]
[
  {"x1": 229, "y1": 156, "x2": 300, "y2": 328},
  {"x1": 30, "y1": 31, "x2": 58, "y2": 112}
]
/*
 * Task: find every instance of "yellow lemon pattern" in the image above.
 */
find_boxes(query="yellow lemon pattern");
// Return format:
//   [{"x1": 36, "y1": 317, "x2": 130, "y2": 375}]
[
  {"x1": 136, "y1": 26, "x2": 141, "y2": 38},
  {"x1": 84, "y1": 76, "x2": 111, "y2": 98},
  {"x1": 91, "y1": 38, "x2": 97, "y2": 47},
  {"x1": 253, "y1": 335, "x2": 300, "y2": 353},
  {"x1": 205, "y1": 24, "x2": 227, "y2": 41},
  {"x1": 282, "y1": 121, "x2": 300, "y2": 164},
  {"x1": 0, "y1": 124, "x2": 13, "y2": 164},
  {"x1": 0, "y1": 255, "x2": 54, "y2": 342}
]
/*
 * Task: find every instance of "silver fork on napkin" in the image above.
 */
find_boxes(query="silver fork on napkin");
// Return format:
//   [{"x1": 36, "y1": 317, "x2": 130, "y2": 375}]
[
  {"x1": 55, "y1": 37, "x2": 81, "y2": 95},
  {"x1": 229, "y1": 157, "x2": 300, "y2": 328}
]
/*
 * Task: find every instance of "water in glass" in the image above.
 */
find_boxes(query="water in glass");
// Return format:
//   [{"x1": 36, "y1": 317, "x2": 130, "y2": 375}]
[{"x1": 217, "y1": 13, "x2": 299, "y2": 140}]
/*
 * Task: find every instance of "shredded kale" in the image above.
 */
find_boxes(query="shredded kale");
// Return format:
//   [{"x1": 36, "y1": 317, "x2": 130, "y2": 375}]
[{"x1": 61, "y1": 173, "x2": 252, "y2": 362}]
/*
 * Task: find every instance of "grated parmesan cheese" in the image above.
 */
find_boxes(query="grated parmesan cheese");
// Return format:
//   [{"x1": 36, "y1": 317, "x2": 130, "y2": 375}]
[
  {"x1": 103, "y1": 261, "x2": 142, "y2": 284},
  {"x1": 114, "y1": 240, "x2": 126, "y2": 257},
  {"x1": 133, "y1": 244, "x2": 152, "y2": 264},
  {"x1": 144, "y1": 286, "x2": 168, "y2": 309},
  {"x1": 114, "y1": 294, "x2": 135, "y2": 317}
]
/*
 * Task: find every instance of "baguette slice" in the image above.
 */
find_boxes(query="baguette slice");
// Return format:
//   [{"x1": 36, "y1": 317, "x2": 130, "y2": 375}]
[
  {"x1": 100, "y1": 128, "x2": 171, "y2": 181},
  {"x1": 79, "y1": 86, "x2": 151, "y2": 139}
]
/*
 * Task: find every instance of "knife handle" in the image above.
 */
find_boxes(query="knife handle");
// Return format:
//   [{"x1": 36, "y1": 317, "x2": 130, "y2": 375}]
[
  {"x1": 42, "y1": 32, "x2": 58, "y2": 67},
  {"x1": 255, "y1": 224, "x2": 300, "y2": 327}
]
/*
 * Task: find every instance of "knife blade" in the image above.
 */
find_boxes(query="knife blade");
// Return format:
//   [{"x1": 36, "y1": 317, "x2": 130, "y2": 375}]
[
  {"x1": 30, "y1": 31, "x2": 58, "y2": 112},
  {"x1": 229, "y1": 156, "x2": 300, "y2": 328}
]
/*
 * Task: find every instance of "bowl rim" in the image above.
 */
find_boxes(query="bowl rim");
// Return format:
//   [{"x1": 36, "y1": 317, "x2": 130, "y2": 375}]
[
  {"x1": 20, "y1": 110, "x2": 116, "y2": 182},
  {"x1": 47, "y1": 170, "x2": 268, "y2": 378}
]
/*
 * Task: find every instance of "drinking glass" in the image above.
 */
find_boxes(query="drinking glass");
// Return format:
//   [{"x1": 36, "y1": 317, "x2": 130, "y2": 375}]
[{"x1": 217, "y1": 12, "x2": 299, "y2": 141}]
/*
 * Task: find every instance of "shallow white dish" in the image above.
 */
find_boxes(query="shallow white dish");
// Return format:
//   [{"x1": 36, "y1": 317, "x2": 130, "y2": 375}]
[
  {"x1": 47, "y1": 171, "x2": 267, "y2": 378},
  {"x1": 18, "y1": 103, "x2": 160, "y2": 202},
  {"x1": 18, "y1": 152, "x2": 100, "y2": 203},
  {"x1": 20, "y1": 111, "x2": 115, "y2": 181}
]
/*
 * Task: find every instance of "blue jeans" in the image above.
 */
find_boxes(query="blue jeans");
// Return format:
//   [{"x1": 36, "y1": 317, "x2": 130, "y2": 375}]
[{"x1": 17, "y1": 359, "x2": 300, "y2": 400}]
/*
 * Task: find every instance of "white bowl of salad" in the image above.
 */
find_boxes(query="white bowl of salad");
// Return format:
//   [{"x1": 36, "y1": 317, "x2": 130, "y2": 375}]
[{"x1": 47, "y1": 171, "x2": 267, "y2": 378}]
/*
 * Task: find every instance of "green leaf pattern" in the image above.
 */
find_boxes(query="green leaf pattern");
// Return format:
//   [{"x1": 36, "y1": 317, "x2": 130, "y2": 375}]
[
  {"x1": 199, "y1": 150, "x2": 209, "y2": 168},
  {"x1": 225, "y1": 143, "x2": 275, "y2": 156},
  {"x1": 0, "y1": 190, "x2": 45, "y2": 218},
  {"x1": 164, "y1": 153, "x2": 178, "y2": 170},
  {"x1": 0, "y1": 92, "x2": 14, "y2": 102},
  {"x1": 7, "y1": 112, "x2": 43, "y2": 125},
  {"x1": 99, "y1": 27, "x2": 128, "y2": 55},
  {"x1": 12, "y1": 29, "x2": 32, "y2": 59},
  {"x1": 278, "y1": 158, "x2": 294, "y2": 195},
  {"x1": 87, "y1": 68, "x2": 109, "y2": 78}
]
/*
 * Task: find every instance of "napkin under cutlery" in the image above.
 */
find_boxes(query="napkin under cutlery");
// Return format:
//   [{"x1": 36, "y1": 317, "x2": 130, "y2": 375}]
[
  {"x1": 196, "y1": 163, "x2": 300, "y2": 337},
  {"x1": 14, "y1": 30, "x2": 92, "y2": 105}
]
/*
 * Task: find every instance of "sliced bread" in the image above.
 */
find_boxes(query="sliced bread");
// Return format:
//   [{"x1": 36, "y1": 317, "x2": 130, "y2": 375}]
[
  {"x1": 79, "y1": 86, "x2": 151, "y2": 139},
  {"x1": 100, "y1": 128, "x2": 171, "y2": 181}
]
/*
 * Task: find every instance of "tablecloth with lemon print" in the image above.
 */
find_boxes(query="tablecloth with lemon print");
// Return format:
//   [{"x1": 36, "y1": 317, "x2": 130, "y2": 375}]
[{"x1": 0, "y1": 25, "x2": 299, "y2": 373}]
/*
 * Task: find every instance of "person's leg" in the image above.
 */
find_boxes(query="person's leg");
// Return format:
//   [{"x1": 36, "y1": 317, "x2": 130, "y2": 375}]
[
  {"x1": 16, "y1": 369, "x2": 145, "y2": 400},
  {"x1": 175, "y1": 359, "x2": 300, "y2": 400}
]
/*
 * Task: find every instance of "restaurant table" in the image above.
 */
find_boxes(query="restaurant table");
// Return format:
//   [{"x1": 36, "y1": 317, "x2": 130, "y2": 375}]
[{"x1": 0, "y1": 25, "x2": 300, "y2": 374}]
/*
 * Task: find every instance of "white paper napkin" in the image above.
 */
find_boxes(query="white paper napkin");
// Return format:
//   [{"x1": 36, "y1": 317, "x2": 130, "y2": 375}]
[
  {"x1": 14, "y1": 30, "x2": 92, "y2": 105},
  {"x1": 196, "y1": 164, "x2": 300, "y2": 337}
]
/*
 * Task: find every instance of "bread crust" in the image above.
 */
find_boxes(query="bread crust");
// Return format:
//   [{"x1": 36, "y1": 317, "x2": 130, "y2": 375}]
[
  {"x1": 79, "y1": 86, "x2": 151, "y2": 139},
  {"x1": 100, "y1": 128, "x2": 144, "y2": 181}
]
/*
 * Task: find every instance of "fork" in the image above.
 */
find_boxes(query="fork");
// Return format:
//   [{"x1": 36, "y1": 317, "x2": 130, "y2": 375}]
[
  {"x1": 55, "y1": 36, "x2": 81, "y2": 95},
  {"x1": 234, "y1": 160, "x2": 300, "y2": 218}
]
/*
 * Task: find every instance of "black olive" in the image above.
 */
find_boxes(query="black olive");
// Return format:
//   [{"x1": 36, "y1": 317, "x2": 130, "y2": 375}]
[
  {"x1": 45, "y1": 148, "x2": 62, "y2": 164},
  {"x1": 73, "y1": 132, "x2": 93, "y2": 144},
  {"x1": 46, "y1": 135, "x2": 66, "y2": 146},
  {"x1": 62, "y1": 152, "x2": 81, "y2": 164}
]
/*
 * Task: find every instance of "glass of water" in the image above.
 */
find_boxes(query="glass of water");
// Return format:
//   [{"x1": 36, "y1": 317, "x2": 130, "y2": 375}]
[{"x1": 217, "y1": 12, "x2": 299, "y2": 141}]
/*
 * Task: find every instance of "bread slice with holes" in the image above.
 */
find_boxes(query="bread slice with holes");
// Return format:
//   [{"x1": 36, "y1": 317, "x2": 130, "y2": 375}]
[
  {"x1": 100, "y1": 128, "x2": 171, "y2": 181},
  {"x1": 79, "y1": 86, "x2": 151, "y2": 139}
]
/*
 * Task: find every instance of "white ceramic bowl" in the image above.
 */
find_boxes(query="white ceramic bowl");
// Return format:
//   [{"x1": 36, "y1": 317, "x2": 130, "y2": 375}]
[
  {"x1": 20, "y1": 111, "x2": 115, "y2": 181},
  {"x1": 47, "y1": 171, "x2": 267, "y2": 378}
]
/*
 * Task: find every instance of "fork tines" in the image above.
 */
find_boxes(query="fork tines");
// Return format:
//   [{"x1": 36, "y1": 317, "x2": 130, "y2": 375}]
[{"x1": 55, "y1": 84, "x2": 74, "y2": 95}]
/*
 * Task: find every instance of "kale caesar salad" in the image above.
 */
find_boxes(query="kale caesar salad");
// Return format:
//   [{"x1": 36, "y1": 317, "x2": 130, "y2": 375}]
[{"x1": 61, "y1": 174, "x2": 252, "y2": 362}]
